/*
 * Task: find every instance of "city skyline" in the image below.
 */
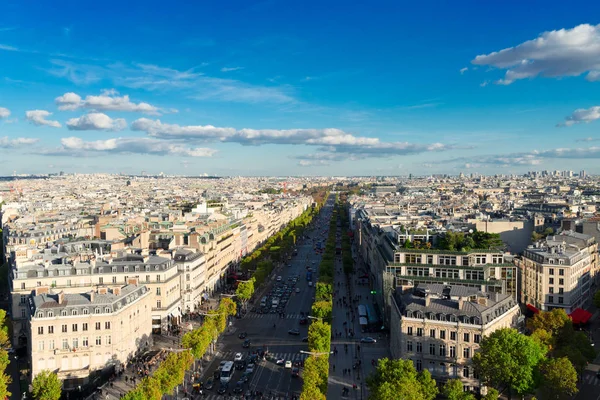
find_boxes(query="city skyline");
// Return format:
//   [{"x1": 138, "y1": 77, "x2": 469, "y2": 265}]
[{"x1": 1, "y1": 1, "x2": 600, "y2": 176}]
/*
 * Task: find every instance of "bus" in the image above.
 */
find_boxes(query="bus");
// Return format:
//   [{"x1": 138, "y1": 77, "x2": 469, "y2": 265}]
[
  {"x1": 306, "y1": 271, "x2": 312, "y2": 281},
  {"x1": 220, "y1": 361, "x2": 235, "y2": 384}
]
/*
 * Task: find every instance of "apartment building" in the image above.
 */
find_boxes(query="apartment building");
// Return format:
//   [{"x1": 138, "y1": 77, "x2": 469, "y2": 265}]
[
  {"x1": 519, "y1": 231, "x2": 597, "y2": 313},
  {"x1": 390, "y1": 284, "x2": 520, "y2": 393},
  {"x1": 27, "y1": 284, "x2": 152, "y2": 389},
  {"x1": 173, "y1": 249, "x2": 206, "y2": 313},
  {"x1": 11, "y1": 251, "x2": 180, "y2": 345}
]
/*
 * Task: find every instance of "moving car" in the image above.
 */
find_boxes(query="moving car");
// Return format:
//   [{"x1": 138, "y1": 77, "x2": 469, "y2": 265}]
[
  {"x1": 276, "y1": 358, "x2": 285, "y2": 365},
  {"x1": 291, "y1": 367, "x2": 300, "y2": 377},
  {"x1": 217, "y1": 384, "x2": 228, "y2": 395},
  {"x1": 288, "y1": 329, "x2": 300, "y2": 335},
  {"x1": 277, "y1": 276, "x2": 282, "y2": 282},
  {"x1": 204, "y1": 377, "x2": 214, "y2": 390},
  {"x1": 242, "y1": 339, "x2": 251, "y2": 348},
  {"x1": 360, "y1": 337, "x2": 377, "y2": 343},
  {"x1": 285, "y1": 360, "x2": 292, "y2": 369},
  {"x1": 246, "y1": 363, "x2": 255, "y2": 374},
  {"x1": 238, "y1": 332, "x2": 247, "y2": 339},
  {"x1": 295, "y1": 287, "x2": 300, "y2": 293},
  {"x1": 233, "y1": 382, "x2": 244, "y2": 394},
  {"x1": 234, "y1": 352, "x2": 243, "y2": 361}
]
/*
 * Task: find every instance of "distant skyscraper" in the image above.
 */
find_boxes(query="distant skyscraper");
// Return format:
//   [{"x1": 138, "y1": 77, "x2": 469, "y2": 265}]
[{"x1": 580, "y1": 170, "x2": 587, "y2": 179}]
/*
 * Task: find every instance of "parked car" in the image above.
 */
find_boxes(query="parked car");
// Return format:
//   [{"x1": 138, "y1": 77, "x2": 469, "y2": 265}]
[{"x1": 288, "y1": 329, "x2": 300, "y2": 335}]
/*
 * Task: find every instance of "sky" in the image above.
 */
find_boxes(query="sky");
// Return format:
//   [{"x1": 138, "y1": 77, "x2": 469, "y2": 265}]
[{"x1": 1, "y1": 0, "x2": 600, "y2": 176}]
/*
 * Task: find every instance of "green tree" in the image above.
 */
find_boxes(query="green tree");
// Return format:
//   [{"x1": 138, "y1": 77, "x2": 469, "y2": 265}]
[
  {"x1": 442, "y1": 379, "x2": 476, "y2": 400},
  {"x1": 311, "y1": 301, "x2": 333, "y2": 321},
  {"x1": 529, "y1": 309, "x2": 570, "y2": 336},
  {"x1": 235, "y1": 278, "x2": 255, "y2": 307},
  {"x1": 0, "y1": 372, "x2": 11, "y2": 400},
  {"x1": 482, "y1": 387, "x2": 499, "y2": 400},
  {"x1": 472, "y1": 328, "x2": 547, "y2": 396},
  {"x1": 366, "y1": 358, "x2": 438, "y2": 400},
  {"x1": 539, "y1": 357, "x2": 578, "y2": 399},
  {"x1": 594, "y1": 290, "x2": 600, "y2": 308},
  {"x1": 32, "y1": 370, "x2": 62, "y2": 400},
  {"x1": 307, "y1": 320, "x2": 331, "y2": 353}
]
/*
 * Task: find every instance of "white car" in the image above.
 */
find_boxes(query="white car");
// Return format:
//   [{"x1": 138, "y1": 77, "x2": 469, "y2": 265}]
[
  {"x1": 285, "y1": 360, "x2": 292, "y2": 369},
  {"x1": 246, "y1": 363, "x2": 255, "y2": 373},
  {"x1": 277, "y1": 276, "x2": 282, "y2": 282},
  {"x1": 234, "y1": 352, "x2": 243, "y2": 361},
  {"x1": 295, "y1": 288, "x2": 300, "y2": 293}
]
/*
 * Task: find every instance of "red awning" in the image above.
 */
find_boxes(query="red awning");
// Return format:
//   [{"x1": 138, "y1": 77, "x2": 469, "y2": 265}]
[
  {"x1": 569, "y1": 308, "x2": 592, "y2": 324},
  {"x1": 526, "y1": 304, "x2": 540, "y2": 314}
]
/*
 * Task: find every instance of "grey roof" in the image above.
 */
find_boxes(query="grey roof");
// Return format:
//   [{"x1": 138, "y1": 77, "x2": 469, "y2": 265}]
[
  {"x1": 30, "y1": 284, "x2": 149, "y2": 317},
  {"x1": 395, "y1": 284, "x2": 517, "y2": 325}
]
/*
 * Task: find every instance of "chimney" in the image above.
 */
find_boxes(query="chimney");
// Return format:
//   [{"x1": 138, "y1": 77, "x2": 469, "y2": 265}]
[
  {"x1": 127, "y1": 277, "x2": 139, "y2": 286},
  {"x1": 98, "y1": 287, "x2": 108, "y2": 295},
  {"x1": 424, "y1": 294, "x2": 431, "y2": 307},
  {"x1": 89, "y1": 291, "x2": 95, "y2": 303},
  {"x1": 457, "y1": 297, "x2": 464, "y2": 310},
  {"x1": 113, "y1": 287, "x2": 121, "y2": 296},
  {"x1": 35, "y1": 286, "x2": 49, "y2": 296},
  {"x1": 57, "y1": 291, "x2": 65, "y2": 305}
]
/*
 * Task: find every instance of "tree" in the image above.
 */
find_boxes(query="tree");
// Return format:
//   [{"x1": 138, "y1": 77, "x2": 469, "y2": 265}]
[
  {"x1": 366, "y1": 358, "x2": 438, "y2": 400},
  {"x1": 539, "y1": 357, "x2": 578, "y2": 399},
  {"x1": 482, "y1": 388, "x2": 499, "y2": 400},
  {"x1": 311, "y1": 301, "x2": 333, "y2": 321},
  {"x1": 307, "y1": 320, "x2": 331, "y2": 353},
  {"x1": 529, "y1": 309, "x2": 570, "y2": 336},
  {"x1": 32, "y1": 370, "x2": 62, "y2": 400},
  {"x1": 472, "y1": 328, "x2": 547, "y2": 396},
  {"x1": 235, "y1": 278, "x2": 255, "y2": 308},
  {"x1": 442, "y1": 379, "x2": 476, "y2": 400},
  {"x1": 594, "y1": 290, "x2": 600, "y2": 309}
]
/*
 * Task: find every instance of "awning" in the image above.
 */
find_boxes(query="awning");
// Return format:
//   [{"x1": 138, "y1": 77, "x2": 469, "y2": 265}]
[
  {"x1": 569, "y1": 308, "x2": 592, "y2": 324},
  {"x1": 359, "y1": 317, "x2": 368, "y2": 325},
  {"x1": 526, "y1": 304, "x2": 540, "y2": 314}
]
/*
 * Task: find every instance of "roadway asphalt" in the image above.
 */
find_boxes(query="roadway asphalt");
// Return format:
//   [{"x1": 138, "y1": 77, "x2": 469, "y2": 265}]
[{"x1": 194, "y1": 195, "x2": 336, "y2": 400}]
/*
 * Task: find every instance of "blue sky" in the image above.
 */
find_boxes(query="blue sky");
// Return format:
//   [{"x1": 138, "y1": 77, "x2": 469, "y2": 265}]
[{"x1": 1, "y1": 0, "x2": 600, "y2": 176}]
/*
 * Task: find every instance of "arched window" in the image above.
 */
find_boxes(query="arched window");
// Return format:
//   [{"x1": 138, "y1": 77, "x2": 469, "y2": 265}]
[
  {"x1": 83, "y1": 309, "x2": 89, "y2": 315},
  {"x1": 95, "y1": 308, "x2": 100, "y2": 314},
  {"x1": 37, "y1": 312, "x2": 44, "y2": 318},
  {"x1": 61, "y1": 310, "x2": 67, "y2": 316},
  {"x1": 104, "y1": 307, "x2": 111, "y2": 313},
  {"x1": 72, "y1": 310, "x2": 78, "y2": 316}
]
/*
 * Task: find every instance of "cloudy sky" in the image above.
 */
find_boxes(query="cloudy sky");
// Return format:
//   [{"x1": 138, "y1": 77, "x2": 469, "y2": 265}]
[{"x1": 1, "y1": 0, "x2": 600, "y2": 176}]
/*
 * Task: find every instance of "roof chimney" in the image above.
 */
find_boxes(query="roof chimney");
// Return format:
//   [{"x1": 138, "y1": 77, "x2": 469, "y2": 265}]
[
  {"x1": 35, "y1": 286, "x2": 49, "y2": 296},
  {"x1": 113, "y1": 287, "x2": 121, "y2": 296},
  {"x1": 89, "y1": 291, "x2": 95, "y2": 303},
  {"x1": 127, "y1": 277, "x2": 139, "y2": 286},
  {"x1": 424, "y1": 294, "x2": 431, "y2": 307},
  {"x1": 57, "y1": 291, "x2": 65, "y2": 305},
  {"x1": 98, "y1": 287, "x2": 108, "y2": 295},
  {"x1": 457, "y1": 297, "x2": 464, "y2": 310}
]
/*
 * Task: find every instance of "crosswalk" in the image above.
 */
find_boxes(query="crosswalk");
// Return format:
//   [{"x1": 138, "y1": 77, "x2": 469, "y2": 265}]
[
  {"x1": 582, "y1": 373, "x2": 600, "y2": 386},
  {"x1": 218, "y1": 350, "x2": 309, "y2": 362},
  {"x1": 244, "y1": 313, "x2": 305, "y2": 320}
]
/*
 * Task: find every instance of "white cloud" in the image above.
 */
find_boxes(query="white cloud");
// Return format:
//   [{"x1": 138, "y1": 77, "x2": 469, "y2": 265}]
[
  {"x1": 56, "y1": 90, "x2": 162, "y2": 115},
  {"x1": 0, "y1": 44, "x2": 18, "y2": 51},
  {"x1": 576, "y1": 137, "x2": 598, "y2": 142},
  {"x1": 47, "y1": 59, "x2": 100, "y2": 85},
  {"x1": 558, "y1": 106, "x2": 600, "y2": 127},
  {"x1": 52, "y1": 136, "x2": 217, "y2": 157},
  {"x1": 460, "y1": 67, "x2": 468, "y2": 75},
  {"x1": 0, "y1": 136, "x2": 39, "y2": 148},
  {"x1": 472, "y1": 24, "x2": 600, "y2": 84},
  {"x1": 480, "y1": 80, "x2": 490, "y2": 87},
  {"x1": 66, "y1": 113, "x2": 127, "y2": 131},
  {"x1": 221, "y1": 67, "x2": 244, "y2": 72},
  {"x1": 25, "y1": 110, "x2": 61, "y2": 128},
  {"x1": 0, "y1": 107, "x2": 10, "y2": 118}
]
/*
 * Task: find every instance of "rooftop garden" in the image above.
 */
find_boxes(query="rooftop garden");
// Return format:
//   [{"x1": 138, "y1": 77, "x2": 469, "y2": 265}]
[{"x1": 402, "y1": 230, "x2": 503, "y2": 252}]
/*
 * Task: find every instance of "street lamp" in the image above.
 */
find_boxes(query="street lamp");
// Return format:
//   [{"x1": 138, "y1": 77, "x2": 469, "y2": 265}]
[{"x1": 308, "y1": 315, "x2": 333, "y2": 321}]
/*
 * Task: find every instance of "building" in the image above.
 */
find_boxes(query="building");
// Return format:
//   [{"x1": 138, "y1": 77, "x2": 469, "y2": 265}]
[
  {"x1": 519, "y1": 231, "x2": 597, "y2": 313},
  {"x1": 390, "y1": 284, "x2": 520, "y2": 393},
  {"x1": 173, "y1": 249, "x2": 206, "y2": 314},
  {"x1": 27, "y1": 284, "x2": 153, "y2": 389}
]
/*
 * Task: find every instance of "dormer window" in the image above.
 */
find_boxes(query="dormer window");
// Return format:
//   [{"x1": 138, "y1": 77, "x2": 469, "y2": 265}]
[
  {"x1": 104, "y1": 307, "x2": 111, "y2": 313},
  {"x1": 37, "y1": 312, "x2": 44, "y2": 318},
  {"x1": 48, "y1": 312, "x2": 53, "y2": 317},
  {"x1": 124, "y1": 266, "x2": 129, "y2": 272},
  {"x1": 95, "y1": 308, "x2": 100, "y2": 314},
  {"x1": 99, "y1": 267, "x2": 103, "y2": 273},
  {"x1": 83, "y1": 309, "x2": 89, "y2": 315},
  {"x1": 72, "y1": 310, "x2": 78, "y2": 316},
  {"x1": 135, "y1": 266, "x2": 139, "y2": 272},
  {"x1": 61, "y1": 310, "x2": 67, "y2": 316},
  {"x1": 145, "y1": 266, "x2": 150, "y2": 271},
  {"x1": 112, "y1": 267, "x2": 117, "y2": 273}
]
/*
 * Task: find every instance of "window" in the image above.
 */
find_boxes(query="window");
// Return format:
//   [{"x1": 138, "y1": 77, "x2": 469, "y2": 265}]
[
  {"x1": 407, "y1": 327, "x2": 413, "y2": 336},
  {"x1": 20, "y1": 295, "x2": 27, "y2": 304},
  {"x1": 439, "y1": 344, "x2": 446, "y2": 356},
  {"x1": 82, "y1": 337, "x2": 88, "y2": 347},
  {"x1": 429, "y1": 343, "x2": 436, "y2": 355},
  {"x1": 38, "y1": 327, "x2": 44, "y2": 335},
  {"x1": 463, "y1": 347, "x2": 470, "y2": 359},
  {"x1": 48, "y1": 340, "x2": 55, "y2": 350},
  {"x1": 21, "y1": 309, "x2": 26, "y2": 318},
  {"x1": 558, "y1": 297, "x2": 564, "y2": 304},
  {"x1": 99, "y1": 277, "x2": 104, "y2": 284},
  {"x1": 48, "y1": 311, "x2": 53, "y2": 317},
  {"x1": 105, "y1": 322, "x2": 111, "y2": 329},
  {"x1": 157, "y1": 300, "x2": 162, "y2": 309},
  {"x1": 83, "y1": 309, "x2": 89, "y2": 315},
  {"x1": 427, "y1": 255, "x2": 433, "y2": 264},
  {"x1": 112, "y1": 277, "x2": 117, "y2": 284},
  {"x1": 95, "y1": 322, "x2": 101, "y2": 330},
  {"x1": 548, "y1": 295, "x2": 554, "y2": 303},
  {"x1": 450, "y1": 346, "x2": 456, "y2": 358},
  {"x1": 106, "y1": 335, "x2": 112, "y2": 345},
  {"x1": 21, "y1": 283, "x2": 25, "y2": 290},
  {"x1": 416, "y1": 359, "x2": 422, "y2": 371},
  {"x1": 559, "y1": 269, "x2": 564, "y2": 276},
  {"x1": 146, "y1": 275, "x2": 150, "y2": 283},
  {"x1": 549, "y1": 287, "x2": 554, "y2": 294},
  {"x1": 72, "y1": 338, "x2": 78, "y2": 349},
  {"x1": 72, "y1": 324, "x2": 78, "y2": 332},
  {"x1": 156, "y1": 288, "x2": 161, "y2": 296},
  {"x1": 156, "y1": 275, "x2": 161, "y2": 282},
  {"x1": 95, "y1": 336, "x2": 102, "y2": 346},
  {"x1": 407, "y1": 341, "x2": 413, "y2": 352},
  {"x1": 72, "y1": 309, "x2": 78, "y2": 316},
  {"x1": 549, "y1": 268, "x2": 554, "y2": 275},
  {"x1": 61, "y1": 310, "x2": 67, "y2": 317},
  {"x1": 95, "y1": 308, "x2": 100, "y2": 314},
  {"x1": 439, "y1": 330, "x2": 446, "y2": 340},
  {"x1": 416, "y1": 342, "x2": 422, "y2": 353},
  {"x1": 83, "y1": 323, "x2": 88, "y2": 331},
  {"x1": 104, "y1": 307, "x2": 111, "y2": 313},
  {"x1": 549, "y1": 277, "x2": 554, "y2": 285},
  {"x1": 474, "y1": 334, "x2": 481, "y2": 344},
  {"x1": 62, "y1": 339, "x2": 69, "y2": 349},
  {"x1": 38, "y1": 341, "x2": 44, "y2": 351},
  {"x1": 61, "y1": 324, "x2": 67, "y2": 333},
  {"x1": 429, "y1": 329, "x2": 436, "y2": 338},
  {"x1": 450, "y1": 331, "x2": 457, "y2": 341},
  {"x1": 559, "y1": 278, "x2": 564, "y2": 285},
  {"x1": 463, "y1": 366, "x2": 470, "y2": 378},
  {"x1": 417, "y1": 328, "x2": 423, "y2": 337},
  {"x1": 463, "y1": 333, "x2": 470, "y2": 342}
]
